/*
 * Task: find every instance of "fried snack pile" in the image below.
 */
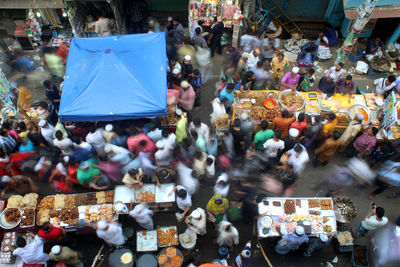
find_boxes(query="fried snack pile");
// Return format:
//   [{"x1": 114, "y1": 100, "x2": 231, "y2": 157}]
[{"x1": 158, "y1": 228, "x2": 178, "y2": 247}]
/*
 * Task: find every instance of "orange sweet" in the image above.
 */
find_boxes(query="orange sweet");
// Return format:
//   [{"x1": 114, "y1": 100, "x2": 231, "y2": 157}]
[
  {"x1": 172, "y1": 255, "x2": 182, "y2": 266},
  {"x1": 166, "y1": 247, "x2": 176, "y2": 258},
  {"x1": 158, "y1": 254, "x2": 168, "y2": 264}
]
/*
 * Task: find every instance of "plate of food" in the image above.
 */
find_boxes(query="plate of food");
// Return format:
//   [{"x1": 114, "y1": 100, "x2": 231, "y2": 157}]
[
  {"x1": 157, "y1": 226, "x2": 178, "y2": 247},
  {"x1": 0, "y1": 208, "x2": 21, "y2": 229},
  {"x1": 260, "y1": 215, "x2": 274, "y2": 228},
  {"x1": 264, "y1": 99, "x2": 278, "y2": 110}
]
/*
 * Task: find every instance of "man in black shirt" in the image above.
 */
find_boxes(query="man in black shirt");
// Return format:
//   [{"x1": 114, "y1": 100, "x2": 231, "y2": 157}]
[{"x1": 208, "y1": 17, "x2": 224, "y2": 57}]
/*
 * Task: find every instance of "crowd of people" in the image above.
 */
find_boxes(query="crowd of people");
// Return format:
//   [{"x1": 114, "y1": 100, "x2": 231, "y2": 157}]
[{"x1": 2, "y1": 13, "x2": 400, "y2": 267}]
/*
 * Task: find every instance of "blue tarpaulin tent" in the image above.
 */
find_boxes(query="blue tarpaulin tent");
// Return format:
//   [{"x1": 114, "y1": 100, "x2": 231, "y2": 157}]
[{"x1": 59, "y1": 33, "x2": 167, "y2": 122}]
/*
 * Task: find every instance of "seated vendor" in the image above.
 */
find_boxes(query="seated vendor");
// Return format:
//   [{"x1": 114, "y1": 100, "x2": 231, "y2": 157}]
[
  {"x1": 297, "y1": 40, "x2": 319, "y2": 64},
  {"x1": 122, "y1": 168, "x2": 144, "y2": 192},
  {"x1": 238, "y1": 71, "x2": 255, "y2": 92},
  {"x1": 280, "y1": 67, "x2": 300, "y2": 91},
  {"x1": 152, "y1": 167, "x2": 176, "y2": 187},
  {"x1": 336, "y1": 75, "x2": 355, "y2": 102},
  {"x1": 365, "y1": 37, "x2": 385, "y2": 61},
  {"x1": 317, "y1": 73, "x2": 336, "y2": 99},
  {"x1": 322, "y1": 24, "x2": 338, "y2": 47}
]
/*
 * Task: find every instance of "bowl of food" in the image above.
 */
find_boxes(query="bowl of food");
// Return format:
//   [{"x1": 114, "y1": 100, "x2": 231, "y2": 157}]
[
  {"x1": 0, "y1": 208, "x2": 21, "y2": 229},
  {"x1": 278, "y1": 90, "x2": 305, "y2": 111},
  {"x1": 348, "y1": 104, "x2": 371, "y2": 125},
  {"x1": 264, "y1": 99, "x2": 278, "y2": 110}
]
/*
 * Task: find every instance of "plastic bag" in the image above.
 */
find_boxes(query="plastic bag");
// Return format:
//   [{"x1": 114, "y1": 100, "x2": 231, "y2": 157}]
[{"x1": 356, "y1": 61, "x2": 369, "y2": 74}]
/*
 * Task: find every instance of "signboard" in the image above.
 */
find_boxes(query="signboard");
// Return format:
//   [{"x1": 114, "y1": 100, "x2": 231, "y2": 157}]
[
  {"x1": 381, "y1": 91, "x2": 397, "y2": 130},
  {"x1": 0, "y1": 70, "x2": 19, "y2": 115}
]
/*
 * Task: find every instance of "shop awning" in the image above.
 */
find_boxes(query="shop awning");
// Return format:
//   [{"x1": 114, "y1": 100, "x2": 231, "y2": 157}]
[
  {"x1": 59, "y1": 33, "x2": 168, "y2": 122},
  {"x1": 344, "y1": 0, "x2": 400, "y2": 19},
  {"x1": 0, "y1": 0, "x2": 65, "y2": 8}
]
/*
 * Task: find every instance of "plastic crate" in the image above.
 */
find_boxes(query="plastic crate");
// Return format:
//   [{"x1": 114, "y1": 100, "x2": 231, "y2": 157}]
[
  {"x1": 349, "y1": 49, "x2": 364, "y2": 62},
  {"x1": 351, "y1": 244, "x2": 368, "y2": 267}
]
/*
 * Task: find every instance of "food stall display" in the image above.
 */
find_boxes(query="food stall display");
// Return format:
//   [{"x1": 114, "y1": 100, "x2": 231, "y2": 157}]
[
  {"x1": 158, "y1": 226, "x2": 178, "y2": 247},
  {"x1": 279, "y1": 90, "x2": 305, "y2": 111},
  {"x1": 135, "y1": 184, "x2": 156, "y2": 203},
  {"x1": 137, "y1": 230, "x2": 157, "y2": 252},
  {"x1": 158, "y1": 247, "x2": 183, "y2": 267},
  {"x1": 0, "y1": 208, "x2": 21, "y2": 229},
  {"x1": 257, "y1": 197, "x2": 337, "y2": 238},
  {"x1": 189, "y1": 0, "x2": 240, "y2": 28},
  {"x1": 7, "y1": 193, "x2": 38, "y2": 209}
]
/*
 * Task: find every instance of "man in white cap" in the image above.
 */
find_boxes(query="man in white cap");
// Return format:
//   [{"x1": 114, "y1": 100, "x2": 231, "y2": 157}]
[
  {"x1": 282, "y1": 128, "x2": 300, "y2": 153},
  {"x1": 102, "y1": 124, "x2": 115, "y2": 143},
  {"x1": 49, "y1": 245, "x2": 82, "y2": 266},
  {"x1": 216, "y1": 221, "x2": 239, "y2": 249},
  {"x1": 182, "y1": 55, "x2": 194, "y2": 81},
  {"x1": 234, "y1": 241, "x2": 251, "y2": 267},
  {"x1": 240, "y1": 113, "x2": 256, "y2": 151},
  {"x1": 96, "y1": 220, "x2": 125, "y2": 246},
  {"x1": 280, "y1": 67, "x2": 300, "y2": 91},
  {"x1": 317, "y1": 73, "x2": 336, "y2": 99},
  {"x1": 236, "y1": 52, "x2": 250, "y2": 80},
  {"x1": 38, "y1": 119, "x2": 55, "y2": 145},
  {"x1": 129, "y1": 203, "x2": 154, "y2": 230},
  {"x1": 304, "y1": 233, "x2": 332, "y2": 257},
  {"x1": 185, "y1": 207, "x2": 207, "y2": 235},
  {"x1": 340, "y1": 113, "x2": 365, "y2": 150},
  {"x1": 171, "y1": 67, "x2": 183, "y2": 89},
  {"x1": 178, "y1": 80, "x2": 195, "y2": 111},
  {"x1": 275, "y1": 225, "x2": 308, "y2": 255}
]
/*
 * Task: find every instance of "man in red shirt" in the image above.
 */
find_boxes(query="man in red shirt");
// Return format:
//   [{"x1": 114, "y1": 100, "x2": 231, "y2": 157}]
[
  {"x1": 127, "y1": 131, "x2": 155, "y2": 154},
  {"x1": 289, "y1": 112, "x2": 307, "y2": 135},
  {"x1": 38, "y1": 222, "x2": 65, "y2": 241}
]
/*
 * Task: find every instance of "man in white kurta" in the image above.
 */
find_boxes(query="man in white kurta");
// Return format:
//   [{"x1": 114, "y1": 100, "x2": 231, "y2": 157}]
[
  {"x1": 13, "y1": 236, "x2": 50, "y2": 264},
  {"x1": 129, "y1": 203, "x2": 154, "y2": 230},
  {"x1": 96, "y1": 220, "x2": 125, "y2": 246},
  {"x1": 186, "y1": 208, "x2": 207, "y2": 236}
]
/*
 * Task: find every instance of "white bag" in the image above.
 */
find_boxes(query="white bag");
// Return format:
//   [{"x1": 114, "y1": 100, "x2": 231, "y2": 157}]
[{"x1": 356, "y1": 61, "x2": 369, "y2": 74}]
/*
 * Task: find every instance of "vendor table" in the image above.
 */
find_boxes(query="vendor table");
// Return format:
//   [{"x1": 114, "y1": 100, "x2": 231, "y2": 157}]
[
  {"x1": 257, "y1": 197, "x2": 337, "y2": 239},
  {"x1": 233, "y1": 90, "x2": 370, "y2": 132}
]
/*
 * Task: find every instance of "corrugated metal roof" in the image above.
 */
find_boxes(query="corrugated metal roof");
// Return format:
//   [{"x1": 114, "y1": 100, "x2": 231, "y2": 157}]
[{"x1": 345, "y1": 0, "x2": 400, "y2": 8}]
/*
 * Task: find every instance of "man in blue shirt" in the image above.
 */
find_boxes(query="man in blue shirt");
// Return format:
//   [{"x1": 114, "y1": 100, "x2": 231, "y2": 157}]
[
  {"x1": 43, "y1": 80, "x2": 61, "y2": 110},
  {"x1": 219, "y1": 83, "x2": 235, "y2": 113},
  {"x1": 275, "y1": 225, "x2": 309, "y2": 255},
  {"x1": 191, "y1": 69, "x2": 202, "y2": 109},
  {"x1": 366, "y1": 37, "x2": 385, "y2": 56}
]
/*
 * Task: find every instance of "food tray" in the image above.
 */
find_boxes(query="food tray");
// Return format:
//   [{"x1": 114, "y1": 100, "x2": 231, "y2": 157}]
[
  {"x1": 278, "y1": 89, "x2": 305, "y2": 111},
  {"x1": 155, "y1": 183, "x2": 175, "y2": 203},
  {"x1": 295, "y1": 200, "x2": 309, "y2": 215},
  {"x1": 137, "y1": 230, "x2": 157, "y2": 252},
  {"x1": 135, "y1": 184, "x2": 156, "y2": 203},
  {"x1": 0, "y1": 208, "x2": 21, "y2": 230},
  {"x1": 114, "y1": 185, "x2": 135, "y2": 204},
  {"x1": 258, "y1": 200, "x2": 269, "y2": 215},
  {"x1": 157, "y1": 226, "x2": 178, "y2": 247},
  {"x1": 158, "y1": 247, "x2": 184, "y2": 267},
  {"x1": 320, "y1": 209, "x2": 335, "y2": 216},
  {"x1": 20, "y1": 208, "x2": 35, "y2": 228},
  {"x1": 270, "y1": 201, "x2": 283, "y2": 215}
]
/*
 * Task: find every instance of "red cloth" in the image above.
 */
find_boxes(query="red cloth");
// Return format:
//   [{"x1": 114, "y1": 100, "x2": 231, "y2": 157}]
[
  {"x1": 67, "y1": 165, "x2": 79, "y2": 184},
  {"x1": 38, "y1": 227, "x2": 63, "y2": 240},
  {"x1": 53, "y1": 178, "x2": 72, "y2": 194},
  {"x1": 289, "y1": 121, "x2": 308, "y2": 133},
  {"x1": 0, "y1": 152, "x2": 35, "y2": 176},
  {"x1": 127, "y1": 133, "x2": 155, "y2": 154},
  {"x1": 23, "y1": 264, "x2": 45, "y2": 267}
]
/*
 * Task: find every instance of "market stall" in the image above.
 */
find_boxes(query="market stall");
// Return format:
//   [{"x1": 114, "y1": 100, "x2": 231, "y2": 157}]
[
  {"x1": 189, "y1": 0, "x2": 240, "y2": 28},
  {"x1": 232, "y1": 89, "x2": 372, "y2": 132},
  {"x1": 257, "y1": 197, "x2": 337, "y2": 239}
]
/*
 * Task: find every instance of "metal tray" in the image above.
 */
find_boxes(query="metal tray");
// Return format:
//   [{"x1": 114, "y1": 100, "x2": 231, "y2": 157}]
[
  {"x1": 20, "y1": 208, "x2": 35, "y2": 228},
  {"x1": 0, "y1": 208, "x2": 21, "y2": 230},
  {"x1": 155, "y1": 183, "x2": 175, "y2": 203},
  {"x1": 157, "y1": 226, "x2": 178, "y2": 247},
  {"x1": 136, "y1": 230, "x2": 157, "y2": 252}
]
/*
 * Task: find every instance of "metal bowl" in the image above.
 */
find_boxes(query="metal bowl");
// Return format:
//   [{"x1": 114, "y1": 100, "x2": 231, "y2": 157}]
[
  {"x1": 278, "y1": 89, "x2": 305, "y2": 111},
  {"x1": 260, "y1": 215, "x2": 274, "y2": 228},
  {"x1": 0, "y1": 207, "x2": 21, "y2": 229},
  {"x1": 347, "y1": 104, "x2": 371, "y2": 125}
]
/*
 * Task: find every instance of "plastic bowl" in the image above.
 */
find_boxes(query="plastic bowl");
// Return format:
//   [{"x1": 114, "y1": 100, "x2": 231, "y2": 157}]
[{"x1": 264, "y1": 99, "x2": 278, "y2": 110}]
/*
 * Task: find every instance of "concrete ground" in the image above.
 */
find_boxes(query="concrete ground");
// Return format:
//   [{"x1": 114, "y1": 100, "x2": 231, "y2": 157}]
[{"x1": 8, "y1": 40, "x2": 399, "y2": 266}]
